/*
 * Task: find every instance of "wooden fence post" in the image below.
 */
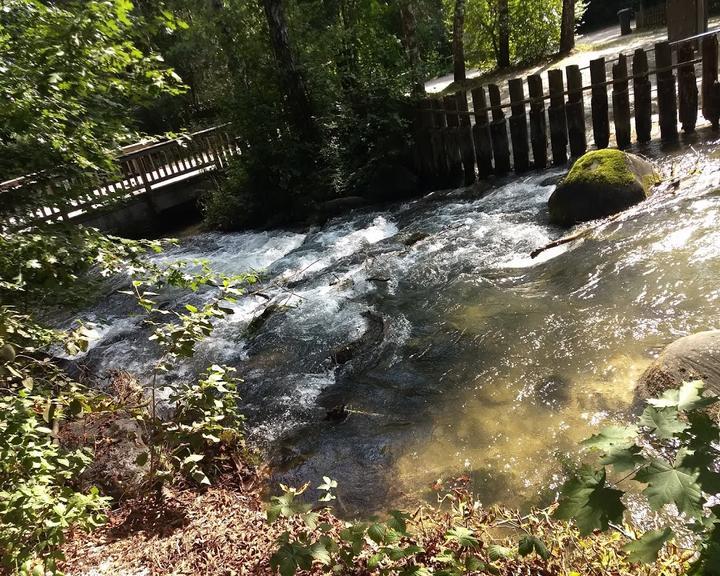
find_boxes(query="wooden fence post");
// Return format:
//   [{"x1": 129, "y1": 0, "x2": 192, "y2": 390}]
[
  {"x1": 471, "y1": 87, "x2": 494, "y2": 179},
  {"x1": 548, "y1": 69, "x2": 568, "y2": 166},
  {"x1": 456, "y1": 91, "x2": 477, "y2": 185},
  {"x1": 488, "y1": 84, "x2": 511, "y2": 175},
  {"x1": 702, "y1": 34, "x2": 720, "y2": 129},
  {"x1": 527, "y1": 74, "x2": 548, "y2": 170},
  {"x1": 443, "y1": 95, "x2": 464, "y2": 186},
  {"x1": 633, "y1": 48, "x2": 652, "y2": 143},
  {"x1": 415, "y1": 99, "x2": 435, "y2": 185},
  {"x1": 590, "y1": 58, "x2": 610, "y2": 149},
  {"x1": 678, "y1": 41, "x2": 698, "y2": 134},
  {"x1": 565, "y1": 65, "x2": 587, "y2": 158},
  {"x1": 431, "y1": 100, "x2": 448, "y2": 185},
  {"x1": 655, "y1": 41, "x2": 679, "y2": 142},
  {"x1": 508, "y1": 78, "x2": 530, "y2": 173},
  {"x1": 612, "y1": 54, "x2": 632, "y2": 149}
]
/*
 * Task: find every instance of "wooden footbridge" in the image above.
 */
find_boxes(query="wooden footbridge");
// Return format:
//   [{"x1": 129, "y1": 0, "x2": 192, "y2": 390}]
[
  {"x1": 0, "y1": 124, "x2": 238, "y2": 231},
  {"x1": 414, "y1": 33, "x2": 720, "y2": 188}
]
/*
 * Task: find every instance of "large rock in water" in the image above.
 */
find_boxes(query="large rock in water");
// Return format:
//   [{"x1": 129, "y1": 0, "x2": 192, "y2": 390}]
[
  {"x1": 548, "y1": 149, "x2": 660, "y2": 226},
  {"x1": 634, "y1": 331, "x2": 720, "y2": 407}
]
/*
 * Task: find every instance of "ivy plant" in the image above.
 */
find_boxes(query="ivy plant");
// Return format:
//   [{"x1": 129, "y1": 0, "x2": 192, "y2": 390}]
[{"x1": 556, "y1": 381, "x2": 720, "y2": 573}]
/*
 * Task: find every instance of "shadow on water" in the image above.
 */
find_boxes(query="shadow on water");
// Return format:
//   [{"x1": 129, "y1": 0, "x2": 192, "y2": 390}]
[{"x1": 67, "y1": 138, "x2": 720, "y2": 517}]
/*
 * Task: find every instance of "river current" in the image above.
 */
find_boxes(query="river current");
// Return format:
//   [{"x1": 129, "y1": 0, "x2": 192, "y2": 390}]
[{"x1": 67, "y1": 143, "x2": 720, "y2": 515}]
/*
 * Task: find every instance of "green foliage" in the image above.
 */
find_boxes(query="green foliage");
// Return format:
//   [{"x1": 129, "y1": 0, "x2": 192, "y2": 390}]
[
  {"x1": 459, "y1": 0, "x2": 564, "y2": 69},
  {"x1": 556, "y1": 381, "x2": 720, "y2": 570},
  {"x1": 120, "y1": 258, "x2": 257, "y2": 487},
  {"x1": 0, "y1": 0, "x2": 183, "y2": 202},
  {"x1": 265, "y1": 481, "x2": 568, "y2": 576},
  {"x1": 0, "y1": 391, "x2": 109, "y2": 575},
  {"x1": 0, "y1": 225, "x2": 164, "y2": 307}
]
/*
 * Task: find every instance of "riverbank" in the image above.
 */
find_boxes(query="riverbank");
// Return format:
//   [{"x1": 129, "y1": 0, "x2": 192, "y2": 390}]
[{"x1": 60, "y1": 465, "x2": 690, "y2": 576}]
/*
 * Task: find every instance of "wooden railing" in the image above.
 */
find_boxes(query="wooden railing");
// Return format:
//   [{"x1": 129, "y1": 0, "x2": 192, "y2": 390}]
[
  {"x1": 0, "y1": 124, "x2": 238, "y2": 229},
  {"x1": 414, "y1": 34, "x2": 720, "y2": 190}
]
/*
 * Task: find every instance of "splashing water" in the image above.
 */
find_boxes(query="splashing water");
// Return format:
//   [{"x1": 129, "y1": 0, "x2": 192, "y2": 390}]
[{"x1": 67, "y1": 145, "x2": 720, "y2": 515}]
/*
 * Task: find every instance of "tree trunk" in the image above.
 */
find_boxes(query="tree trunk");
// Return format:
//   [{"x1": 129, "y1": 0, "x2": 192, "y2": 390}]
[
  {"x1": 336, "y1": 0, "x2": 362, "y2": 108},
  {"x1": 399, "y1": 0, "x2": 425, "y2": 96},
  {"x1": 260, "y1": 0, "x2": 320, "y2": 143},
  {"x1": 560, "y1": 0, "x2": 576, "y2": 55},
  {"x1": 497, "y1": 0, "x2": 510, "y2": 69},
  {"x1": 452, "y1": 0, "x2": 466, "y2": 84}
]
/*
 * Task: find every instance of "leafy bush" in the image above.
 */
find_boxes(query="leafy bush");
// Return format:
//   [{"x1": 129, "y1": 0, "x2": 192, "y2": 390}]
[
  {"x1": 266, "y1": 477, "x2": 687, "y2": 576},
  {"x1": 0, "y1": 391, "x2": 109, "y2": 575},
  {"x1": 556, "y1": 381, "x2": 720, "y2": 572}
]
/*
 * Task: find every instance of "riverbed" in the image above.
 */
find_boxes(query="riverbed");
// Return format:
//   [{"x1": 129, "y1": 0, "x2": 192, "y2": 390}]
[{"x1": 68, "y1": 141, "x2": 720, "y2": 515}]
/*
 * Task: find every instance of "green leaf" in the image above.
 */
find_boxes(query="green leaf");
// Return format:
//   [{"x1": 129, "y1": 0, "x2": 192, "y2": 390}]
[
  {"x1": 581, "y1": 425, "x2": 643, "y2": 472},
  {"x1": 368, "y1": 523, "x2": 399, "y2": 545},
  {"x1": 582, "y1": 425, "x2": 638, "y2": 452},
  {"x1": 555, "y1": 466, "x2": 625, "y2": 535},
  {"x1": 601, "y1": 446, "x2": 645, "y2": 473},
  {"x1": 623, "y1": 527, "x2": 673, "y2": 563},
  {"x1": 488, "y1": 544, "x2": 514, "y2": 560},
  {"x1": 635, "y1": 458, "x2": 702, "y2": 517},
  {"x1": 134, "y1": 451, "x2": 149, "y2": 467},
  {"x1": 648, "y1": 381, "x2": 715, "y2": 412},
  {"x1": 445, "y1": 526, "x2": 480, "y2": 549},
  {"x1": 639, "y1": 406, "x2": 688, "y2": 439},
  {"x1": 518, "y1": 535, "x2": 550, "y2": 560}
]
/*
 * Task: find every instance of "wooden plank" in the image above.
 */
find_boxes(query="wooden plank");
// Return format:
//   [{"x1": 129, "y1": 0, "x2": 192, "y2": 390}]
[
  {"x1": 431, "y1": 100, "x2": 449, "y2": 184},
  {"x1": 701, "y1": 36, "x2": 720, "y2": 128},
  {"x1": 655, "y1": 41, "x2": 679, "y2": 142},
  {"x1": 565, "y1": 65, "x2": 587, "y2": 157},
  {"x1": 527, "y1": 74, "x2": 547, "y2": 170},
  {"x1": 488, "y1": 84, "x2": 511, "y2": 175},
  {"x1": 678, "y1": 41, "x2": 698, "y2": 134},
  {"x1": 547, "y1": 69, "x2": 568, "y2": 165},
  {"x1": 443, "y1": 95, "x2": 464, "y2": 186},
  {"x1": 416, "y1": 98, "x2": 436, "y2": 182},
  {"x1": 508, "y1": 78, "x2": 530, "y2": 173},
  {"x1": 589, "y1": 58, "x2": 610, "y2": 149},
  {"x1": 455, "y1": 90, "x2": 477, "y2": 185},
  {"x1": 471, "y1": 87, "x2": 493, "y2": 179},
  {"x1": 633, "y1": 48, "x2": 652, "y2": 143},
  {"x1": 612, "y1": 53, "x2": 632, "y2": 149},
  {"x1": 702, "y1": 35, "x2": 720, "y2": 128}
]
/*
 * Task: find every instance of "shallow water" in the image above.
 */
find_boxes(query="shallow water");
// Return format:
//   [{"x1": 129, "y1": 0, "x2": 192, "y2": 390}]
[{"x1": 69, "y1": 142, "x2": 720, "y2": 515}]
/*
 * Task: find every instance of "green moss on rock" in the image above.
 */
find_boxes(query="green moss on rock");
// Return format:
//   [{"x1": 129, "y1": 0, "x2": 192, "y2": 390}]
[
  {"x1": 549, "y1": 149, "x2": 660, "y2": 227},
  {"x1": 562, "y1": 149, "x2": 637, "y2": 188}
]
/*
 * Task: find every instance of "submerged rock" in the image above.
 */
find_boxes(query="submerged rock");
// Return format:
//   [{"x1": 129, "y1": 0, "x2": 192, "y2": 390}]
[
  {"x1": 548, "y1": 149, "x2": 660, "y2": 226},
  {"x1": 331, "y1": 310, "x2": 385, "y2": 366},
  {"x1": 634, "y1": 331, "x2": 720, "y2": 406}
]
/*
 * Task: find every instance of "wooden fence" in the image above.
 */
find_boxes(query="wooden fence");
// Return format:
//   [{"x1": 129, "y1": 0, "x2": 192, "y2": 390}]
[
  {"x1": 414, "y1": 35, "x2": 720, "y2": 189},
  {"x1": 0, "y1": 125, "x2": 238, "y2": 229}
]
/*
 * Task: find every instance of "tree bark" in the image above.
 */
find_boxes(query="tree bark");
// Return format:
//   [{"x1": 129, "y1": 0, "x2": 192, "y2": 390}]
[
  {"x1": 452, "y1": 0, "x2": 466, "y2": 84},
  {"x1": 399, "y1": 0, "x2": 425, "y2": 96},
  {"x1": 260, "y1": 0, "x2": 320, "y2": 143},
  {"x1": 560, "y1": 0, "x2": 576, "y2": 55},
  {"x1": 497, "y1": 0, "x2": 510, "y2": 69}
]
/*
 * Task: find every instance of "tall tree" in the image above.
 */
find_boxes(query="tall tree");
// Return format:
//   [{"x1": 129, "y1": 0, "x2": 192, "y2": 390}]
[
  {"x1": 399, "y1": 0, "x2": 426, "y2": 96},
  {"x1": 497, "y1": 0, "x2": 510, "y2": 68},
  {"x1": 560, "y1": 0, "x2": 575, "y2": 54},
  {"x1": 260, "y1": 0, "x2": 320, "y2": 143},
  {"x1": 452, "y1": 0, "x2": 466, "y2": 84}
]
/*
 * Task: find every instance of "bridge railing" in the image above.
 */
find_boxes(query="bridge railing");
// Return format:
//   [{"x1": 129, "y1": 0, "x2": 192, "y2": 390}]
[{"x1": 0, "y1": 124, "x2": 238, "y2": 230}]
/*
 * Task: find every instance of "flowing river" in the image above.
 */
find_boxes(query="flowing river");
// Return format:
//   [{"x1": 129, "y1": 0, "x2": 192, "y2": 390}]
[{"x1": 66, "y1": 143, "x2": 720, "y2": 515}]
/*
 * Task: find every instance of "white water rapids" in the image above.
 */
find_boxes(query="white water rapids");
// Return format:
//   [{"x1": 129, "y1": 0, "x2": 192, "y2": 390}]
[{"x1": 64, "y1": 143, "x2": 720, "y2": 514}]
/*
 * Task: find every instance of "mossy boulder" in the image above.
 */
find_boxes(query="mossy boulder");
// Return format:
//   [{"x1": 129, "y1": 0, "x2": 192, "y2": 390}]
[
  {"x1": 633, "y1": 331, "x2": 720, "y2": 410},
  {"x1": 548, "y1": 149, "x2": 660, "y2": 226}
]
